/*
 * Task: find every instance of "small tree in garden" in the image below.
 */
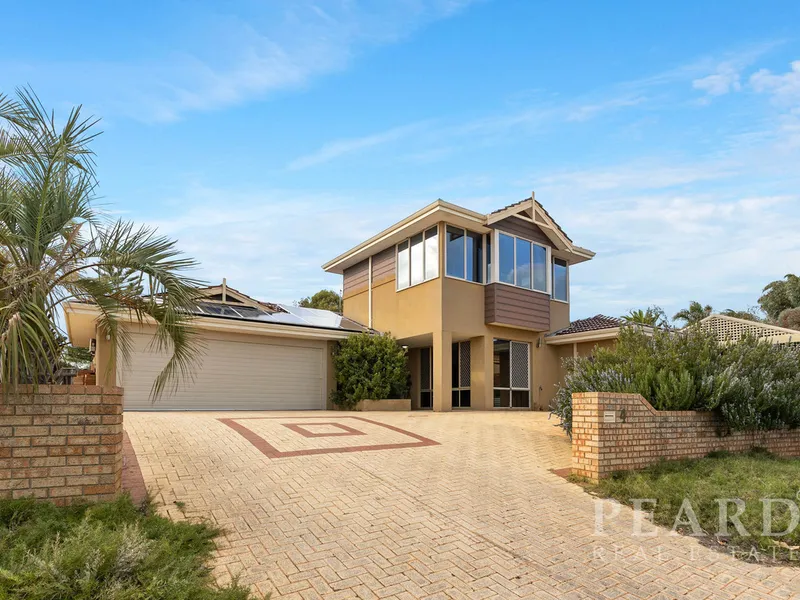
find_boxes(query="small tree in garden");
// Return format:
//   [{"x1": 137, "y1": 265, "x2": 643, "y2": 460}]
[
  {"x1": 297, "y1": 289, "x2": 342, "y2": 313},
  {"x1": 331, "y1": 332, "x2": 409, "y2": 409},
  {"x1": 0, "y1": 88, "x2": 203, "y2": 399}
]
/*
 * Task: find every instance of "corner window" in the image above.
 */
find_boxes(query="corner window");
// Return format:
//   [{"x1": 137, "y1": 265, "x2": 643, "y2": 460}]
[
  {"x1": 396, "y1": 226, "x2": 438, "y2": 290},
  {"x1": 446, "y1": 226, "x2": 483, "y2": 283},
  {"x1": 496, "y1": 231, "x2": 548, "y2": 293},
  {"x1": 553, "y1": 258, "x2": 568, "y2": 302}
]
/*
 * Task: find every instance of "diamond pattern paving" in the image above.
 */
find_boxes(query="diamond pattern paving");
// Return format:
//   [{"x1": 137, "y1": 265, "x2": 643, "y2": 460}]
[{"x1": 124, "y1": 411, "x2": 800, "y2": 599}]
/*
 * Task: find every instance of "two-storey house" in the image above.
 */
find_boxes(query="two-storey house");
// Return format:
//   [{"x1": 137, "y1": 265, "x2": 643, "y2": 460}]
[{"x1": 322, "y1": 194, "x2": 596, "y2": 411}]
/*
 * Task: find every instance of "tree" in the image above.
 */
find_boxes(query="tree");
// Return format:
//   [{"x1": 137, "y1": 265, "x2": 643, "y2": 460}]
[
  {"x1": 298, "y1": 289, "x2": 342, "y2": 313},
  {"x1": 0, "y1": 88, "x2": 202, "y2": 398},
  {"x1": 672, "y1": 301, "x2": 713, "y2": 326},
  {"x1": 622, "y1": 306, "x2": 668, "y2": 328},
  {"x1": 759, "y1": 274, "x2": 800, "y2": 322},
  {"x1": 330, "y1": 333, "x2": 409, "y2": 409},
  {"x1": 776, "y1": 307, "x2": 800, "y2": 331}
]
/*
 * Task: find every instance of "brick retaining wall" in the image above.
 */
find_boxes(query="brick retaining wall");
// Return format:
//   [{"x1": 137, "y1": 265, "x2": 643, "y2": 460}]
[
  {"x1": 1, "y1": 385, "x2": 123, "y2": 504},
  {"x1": 572, "y1": 391, "x2": 800, "y2": 481}
]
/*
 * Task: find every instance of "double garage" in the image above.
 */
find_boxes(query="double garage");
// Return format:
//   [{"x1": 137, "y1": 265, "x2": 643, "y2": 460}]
[
  {"x1": 63, "y1": 290, "x2": 361, "y2": 411},
  {"x1": 118, "y1": 329, "x2": 331, "y2": 411}
]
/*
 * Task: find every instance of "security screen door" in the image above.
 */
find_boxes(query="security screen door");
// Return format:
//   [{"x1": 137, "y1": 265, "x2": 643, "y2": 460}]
[{"x1": 493, "y1": 339, "x2": 530, "y2": 408}]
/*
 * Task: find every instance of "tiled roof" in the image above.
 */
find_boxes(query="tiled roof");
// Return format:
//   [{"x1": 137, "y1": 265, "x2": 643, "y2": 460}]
[
  {"x1": 489, "y1": 198, "x2": 573, "y2": 243},
  {"x1": 548, "y1": 314, "x2": 623, "y2": 337}
]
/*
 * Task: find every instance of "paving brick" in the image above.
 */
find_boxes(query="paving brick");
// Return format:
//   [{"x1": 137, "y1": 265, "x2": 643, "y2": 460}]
[{"x1": 122, "y1": 411, "x2": 800, "y2": 599}]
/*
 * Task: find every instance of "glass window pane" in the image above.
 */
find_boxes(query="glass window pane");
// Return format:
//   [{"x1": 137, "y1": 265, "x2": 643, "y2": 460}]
[
  {"x1": 511, "y1": 390, "x2": 529, "y2": 408},
  {"x1": 553, "y1": 258, "x2": 568, "y2": 301},
  {"x1": 446, "y1": 226, "x2": 465, "y2": 278},
  {"x1": 533, "y1": 245, "x2": 548, "y2": 292},
  {"x1": 466, "y1": 231, "x2": 483, "y2": 283},
  {"x1": 486, "y1": 234, "x2": 492, "y2": 283},
  {"x1": 424, "y1": 226, "x2": 439, "y2": 280},
  {"x1": 493, "y1": 339, "x2": 510, "y2": 388},
  {"x1": 515, "y1": 238, "x2": 531, "y2": 289},
  {"x1": 460, "y1": 390, "x2": 471, "y2": 407},
  {"x1": 498, "y1": 234, "x2": 515, "y2": 284},
  {"x1": 397, "y1": 241, "x2": 410, "y2": 289},
  {"x1": 452, "y1": 390, "x2": 459, "y2": 408},
  {"x1": 410, "y1": 233, "x2": 424, "y2": 285},
  {"x1": 420, "y1": 391, "x2": 432, "y2": 409},
  {"x1": 493, "y1": 389, "x2": 510, "y2": 408}
]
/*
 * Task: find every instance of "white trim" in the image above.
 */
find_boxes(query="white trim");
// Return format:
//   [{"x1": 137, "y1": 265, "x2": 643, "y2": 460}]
[
  {"x1": 368, "y1": 255, "x2": 373, "y2": 329},
  {"x1": 545, "y1": 328, "x2": 622, "y2": 345}
]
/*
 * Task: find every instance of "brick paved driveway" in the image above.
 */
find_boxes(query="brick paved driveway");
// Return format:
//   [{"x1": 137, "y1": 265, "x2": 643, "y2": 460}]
[{"x1": 124, "y1": 411, "x2": 800, "y2": 599}]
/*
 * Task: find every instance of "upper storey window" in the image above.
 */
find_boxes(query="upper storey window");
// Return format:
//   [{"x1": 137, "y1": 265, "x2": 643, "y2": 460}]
[
  {"x1": 445, "y1": 226, "x2": 483, "y2": 283},
  {"x1": 552, "y1": 258, "x2": 569, "y2": 302},
  {"x1": 497, "y1": 232, "x2": 548, "y2": 293},
  {"x1": 396, "y1": 226, "x2": 439, "y2": 290}
]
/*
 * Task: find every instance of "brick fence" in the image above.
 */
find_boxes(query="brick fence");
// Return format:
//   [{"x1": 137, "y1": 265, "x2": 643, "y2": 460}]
[
  {"x1": 572, "y1": 391, "x2": 800, "y2": 481},
  {"x1": 1, "y1": 385, "x2": 124, "y2": 505}
]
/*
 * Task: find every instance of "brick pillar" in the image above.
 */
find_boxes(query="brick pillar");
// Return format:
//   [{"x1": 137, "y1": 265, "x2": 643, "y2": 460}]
[
  {"x1": 571, "y1": 392, "x2": 602, "y2": 481},
  {"x1": 0, "y1": 385, "x2": 124, "y2": 505}
]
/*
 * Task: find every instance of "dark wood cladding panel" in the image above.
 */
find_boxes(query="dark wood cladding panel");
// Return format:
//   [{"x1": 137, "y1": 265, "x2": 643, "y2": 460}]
[
  {"x1": 489, "y1": 217, "x2": 550, "y2": 247},
  {"x1": 343, "y1": 259, "x2": 369, "y2": 297},
  {"x1": 485, "y1": 283, "x2": 550, "y2": 331},
  {"x1": 371, "y1": 247, "x2": 395, "y2": 285}
]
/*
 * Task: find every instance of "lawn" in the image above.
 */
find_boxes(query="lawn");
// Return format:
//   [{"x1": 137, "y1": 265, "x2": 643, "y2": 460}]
[
  {"x1": 0, "y1": 494, "x2": 267, "y2": 600},
  {"x1": 587, "y1": 450, "x2": 800, "y2": 564}
]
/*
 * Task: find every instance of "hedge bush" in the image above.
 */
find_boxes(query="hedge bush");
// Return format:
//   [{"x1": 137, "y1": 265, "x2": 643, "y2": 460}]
[
  {"x1": 551, "y1": 326, "x2": 800, "y2": 436},
  {"x1": 330, "y1": 333, "x2": 409, "y2": 409}
]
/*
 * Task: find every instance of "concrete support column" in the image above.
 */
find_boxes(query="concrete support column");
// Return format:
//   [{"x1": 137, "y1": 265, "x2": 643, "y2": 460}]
[
  {"x1": 432, "y1": 330, "x2": 452, "y2": 412},
  {"x1": 470, "y1": 335, "x2": 494, "y2": 410},
  {"x1": 95, "y1": 328, "x2": 116, "y2": 388}
]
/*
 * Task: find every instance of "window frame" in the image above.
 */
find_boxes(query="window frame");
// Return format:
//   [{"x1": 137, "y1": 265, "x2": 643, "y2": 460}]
[
  {"x1": 551, "y1": 257, "x2": 569, "y2": 303},
  {"x1": 492, "y1": 229, "x2": 551, "y2": 295},
  {"x1": 395, "y1": 225, "x2": 440, "y2": 291},
  {"x1": 444, "y1": 225, "x2": 484, "y2": 284}
]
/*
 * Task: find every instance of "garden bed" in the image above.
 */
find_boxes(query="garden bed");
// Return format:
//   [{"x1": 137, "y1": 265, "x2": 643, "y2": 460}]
[{"x1": 0, "y1": 494, "x2": 266, "y2": 599}]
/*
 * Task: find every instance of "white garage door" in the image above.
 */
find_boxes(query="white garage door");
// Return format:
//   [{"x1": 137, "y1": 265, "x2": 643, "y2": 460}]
[{"x1": 119, "y1": 332, "x2": 326, "y2": 410}]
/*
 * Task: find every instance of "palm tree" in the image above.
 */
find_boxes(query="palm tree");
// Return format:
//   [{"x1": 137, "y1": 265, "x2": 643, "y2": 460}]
[
  {"x1": 0, "y1": 88, "x2": 203, "y2": 399},
  {"x1": 621, "y1": 306, "x2": 668, "y2": 328},
  {"x1": 672, "y1": 301, "x2": 713, "y2": 326}
]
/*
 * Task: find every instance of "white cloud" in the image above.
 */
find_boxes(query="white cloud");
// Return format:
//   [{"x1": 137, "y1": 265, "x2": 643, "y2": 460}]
[
  {"x1": 751, "y1": 60, "x2": 800, "y2": 104},
  {"x1": 287, "y1": 122, "x2": 427, "y2": 170},
  {"x1": 692, "y1": 63, "x2": 742, "y2": 97},
  {"x1": 137, "y1": 184, "x2": 426, "y2": 304},
  {"x1": 0, "y1": 1, "x2": 478, "y2": 123}
]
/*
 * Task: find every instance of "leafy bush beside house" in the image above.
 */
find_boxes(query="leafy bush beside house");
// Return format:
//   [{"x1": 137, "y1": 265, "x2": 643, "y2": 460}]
[
  {"x1": 330, "y1": 333, "x2": 410, "y2": 409},
  {"x1": 551, "y1": 326, "x2": 800, "y2": 437}
]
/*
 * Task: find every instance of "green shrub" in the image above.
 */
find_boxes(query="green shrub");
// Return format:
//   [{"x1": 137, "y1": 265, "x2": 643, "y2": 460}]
[
  {"x1": 330, "y1": 332, "x2": 409, "y2": 409},
  {"x1": 551, "y1": 326, "x2": 800, "y2": 436},
  {"x1": 0, "y1": 494, "x2": 264, "y2": 600}
]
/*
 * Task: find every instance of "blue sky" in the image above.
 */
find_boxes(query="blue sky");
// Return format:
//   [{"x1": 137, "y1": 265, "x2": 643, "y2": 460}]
[{"x1": 3, "y1": 1, "x2": 800, "y2": 321}]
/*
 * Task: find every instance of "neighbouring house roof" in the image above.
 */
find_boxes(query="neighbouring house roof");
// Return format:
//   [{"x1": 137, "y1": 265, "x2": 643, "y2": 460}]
[
  {"x1": 544, "y1": 314, "x2": 645, "y2": 345},
  {"x1": 322, "y1": 193, "x2": 595, "y2": 275},
  {"x1": 548, "y1": 315, "x2": 623, "y2": 337},
  {"x1": 697, "y1": 314, "x2": 799, "y2": 345}
]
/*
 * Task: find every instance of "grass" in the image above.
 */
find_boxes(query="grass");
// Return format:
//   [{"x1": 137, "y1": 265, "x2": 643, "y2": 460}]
[
  {"x1": 0, "y1": 493, "x2": 267, "y2": 599},
  {"x1": 589, "y1": 449, "x2": 800, "y2": 564}
]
